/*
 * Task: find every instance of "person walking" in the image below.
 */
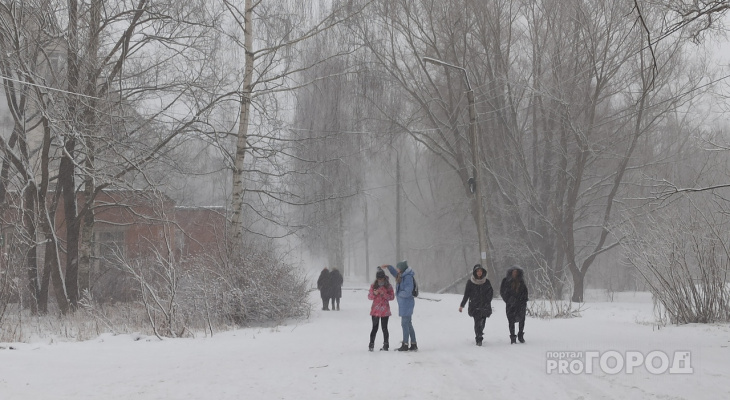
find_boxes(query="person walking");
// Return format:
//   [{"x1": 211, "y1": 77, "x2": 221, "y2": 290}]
[
  {"x1": 500, "y1": 266, "x2": 529, "y2": 344},
  {"x1": 317, "y1": 267, "x2": 331, "y2": 310},
  {"x1": 381, "y1": 261, "x2": 417, "y2": 351},
  {"x1": 368, "y1": 268, "x2": 395, "y2": 351},
  {"x1": 459, "y1": 264, "x2": 493, "y2": 346},
  {"x1": 330, "y1": 268, "x2": 344, "y2": 311}
]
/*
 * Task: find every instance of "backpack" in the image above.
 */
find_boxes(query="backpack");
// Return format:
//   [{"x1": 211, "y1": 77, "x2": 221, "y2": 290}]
[{"x1": 412, "y1": 276, "x2": 419, "y2": 297}]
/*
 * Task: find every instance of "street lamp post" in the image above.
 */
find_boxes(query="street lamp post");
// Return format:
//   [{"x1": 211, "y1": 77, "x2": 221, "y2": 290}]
[{"x1": 423, "y1": 57, "x2": 490, "y2": 277}]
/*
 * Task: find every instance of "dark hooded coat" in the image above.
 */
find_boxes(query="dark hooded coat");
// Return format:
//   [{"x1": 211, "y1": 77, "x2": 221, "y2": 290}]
[
  {"x1": 330, "y1": 268, "x2": 343, "y2": 299},
  {"x1": 500, "y1": 267, "x2": 529, "y2": 321},
  {"x1": 317, "y1": 268, "x2": 332, "y2": 299},
  {"x1": 460, "y1": 265, "x2": 493, "y2": 317}
]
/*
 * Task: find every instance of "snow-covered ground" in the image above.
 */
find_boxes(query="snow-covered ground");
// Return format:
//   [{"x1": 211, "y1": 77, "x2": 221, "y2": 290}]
[{"x1": 1, "y1": 285, "x2": 728, "y2": 400}]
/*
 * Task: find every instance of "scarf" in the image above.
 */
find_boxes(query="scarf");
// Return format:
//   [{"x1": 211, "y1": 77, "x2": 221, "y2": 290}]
[{"x1": 471, "y1": 275, "x2": 487, "y2": 285}]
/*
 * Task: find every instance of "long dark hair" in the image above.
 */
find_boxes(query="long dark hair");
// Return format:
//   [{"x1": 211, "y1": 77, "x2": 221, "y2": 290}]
[{"x1": 510, "y1": 268, "x2": 523, "y2": 292}]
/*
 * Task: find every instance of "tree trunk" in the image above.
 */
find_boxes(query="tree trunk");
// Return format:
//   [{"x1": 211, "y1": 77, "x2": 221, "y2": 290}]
[
  {"x1": 46, "y1": 230, "x2": 69, "y2": 314},
  {"x1": 23, "y1": 184, "x2": 39, "y2": 314},
  {"x1": 78, "y1": 206, "x2": 93, "y2": 297},
  {"x1": 230, "y1": 0, "x2": 255, "y2": 246},
  {"x1": 62, "y1": 0, "x2": 80, "y2": 309},
  {"x1": 571, "y1": 268, "x2": 585, "y2": 303},
  {"x1": 78, "y1": 0, "x2": 101, "y2": 298}
]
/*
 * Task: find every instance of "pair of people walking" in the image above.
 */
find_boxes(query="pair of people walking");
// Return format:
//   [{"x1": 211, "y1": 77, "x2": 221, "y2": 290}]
[
  {"x1": 368, "y1": 261, "x2": 418, "y2": 352},
  {"x1": 459, "y1": 264, "x2": 529, "y2": 345},
  {"x1": 317, "y1": 267, "x2": 343, "y2": 311}
]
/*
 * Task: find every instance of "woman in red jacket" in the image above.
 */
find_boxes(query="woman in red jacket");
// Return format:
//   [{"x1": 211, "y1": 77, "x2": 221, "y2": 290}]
[{"x1": 368, "y1": 268, "x2": 395, "y2": 351}]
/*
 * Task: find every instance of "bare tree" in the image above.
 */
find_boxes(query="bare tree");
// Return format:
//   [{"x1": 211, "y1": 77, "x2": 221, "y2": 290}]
[
  {"x1": 349, "y1": 0, "x2": 710, "y2": 302},
  {"x1": 221, "y1": 0, "x2": 373, "y2": 244}
]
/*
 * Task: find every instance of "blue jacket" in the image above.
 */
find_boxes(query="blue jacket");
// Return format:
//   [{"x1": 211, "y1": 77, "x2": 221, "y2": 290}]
[{"x1": 385, "y1": 265, "x2": 415, "y2": 317}]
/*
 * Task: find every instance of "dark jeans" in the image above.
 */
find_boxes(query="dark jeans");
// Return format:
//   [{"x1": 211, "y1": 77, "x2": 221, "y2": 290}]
[
  {"x1": 473, "y1": 315, "x2": 487, "y2": 341},
  {"x1": 331, "y1": 297, "x2": 340, "y2": 309},
  {"x1": 369, "y1": 316, "x2": 389, "y2": 345},
  {"x1": 507, "y1": 304, "x2": 526, "y2": 336}
]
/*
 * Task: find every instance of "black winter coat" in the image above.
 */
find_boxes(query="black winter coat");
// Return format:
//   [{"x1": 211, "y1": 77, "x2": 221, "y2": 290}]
[
  {"x1": 500, "y1": 267, "x2": 529, "y2": 319},
  {"x1": 330, "y1": 269, "x2": 343, "y2": 299},
  {"x1": 317, "y1": 269, "x2": 331, "y2": 298},
  {"x1": 460, "y1": 277, "x2": 494, "y2": 318}
]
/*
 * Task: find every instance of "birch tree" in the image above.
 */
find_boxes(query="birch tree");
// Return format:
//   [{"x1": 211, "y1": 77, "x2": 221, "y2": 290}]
[{"x1": 222, "y1": 0, "x2": 372, "y2": 245}]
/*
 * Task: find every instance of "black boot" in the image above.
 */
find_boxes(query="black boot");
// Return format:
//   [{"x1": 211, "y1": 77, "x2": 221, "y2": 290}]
[
  {"x1": 518, "y1": 332, "x2": 525, "y2": 343},
  {"x1": 409, "y1": 342, "x2": 418, "y2": 351},
  {"x1": 380, "y1": 342, "x2": 389, "y2": 351},
  {"x1": 510, "y1": 335, "x2": 517, "y2": 344},
  {"x1": 368, "y1": 343, "x2": 374, "y2": 352},
  {"x1": 476, "y1": 338, "x2": 483, "y2": 346},
  {"x1": 396, "y1": 342, "x2": 409, "y2": 351}
]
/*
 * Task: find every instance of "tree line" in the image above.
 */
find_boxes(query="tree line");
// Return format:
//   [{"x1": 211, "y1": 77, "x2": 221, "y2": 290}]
[{"x1": 0, "y1": 0, "x2": 728, "y2": 329}]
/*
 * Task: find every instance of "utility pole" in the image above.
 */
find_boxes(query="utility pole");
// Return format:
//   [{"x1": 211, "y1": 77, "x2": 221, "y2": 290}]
[
  {"x1": 396, "y1": 150, "x2": 402, "y2": 262},
  {"x1": 423, "y1": 57, "x2": 492, "y2": 278},
  {"x1": 364, "y1": 194, "x2": 370, "y2": 282}
]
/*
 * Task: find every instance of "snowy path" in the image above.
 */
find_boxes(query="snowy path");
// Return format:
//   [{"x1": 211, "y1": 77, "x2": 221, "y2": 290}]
[{"x1": 1, "y1": 286, "x2": 728, "y2": 399}]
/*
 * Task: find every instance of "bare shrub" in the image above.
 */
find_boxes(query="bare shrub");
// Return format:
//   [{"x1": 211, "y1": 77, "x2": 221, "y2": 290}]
[
  {"x1": 189, "y1": 243, "x2": 311, "y2": 327},
  {"x1": 528, "y1": 299, "x2": 584, "y2": 319},
  {"x1": 105, "y1": 237, "x2": 311, "y2": 339},
  {"x1": 526, "y1": 260, "x2": 583, "y2": 318},
  {"x1": 622, "y1": 199, "x2": 730, "y2": 324},
  {"x1": 117, "y1": 252, "x2": 187, "y2": 339},
  {"x1": 1, "y1": 235, "x2": 311, "y2": 342}
]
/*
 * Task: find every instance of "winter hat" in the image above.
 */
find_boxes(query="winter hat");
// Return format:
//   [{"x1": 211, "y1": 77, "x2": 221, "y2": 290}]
[
  {"x1": 376, "y1": 269, "x2": 386, "y2": 279},
  {"x1": 396, "y1": 260, "x2": 409, "y2": 272},
  {"x1": 472, "y1": 264, "x2": 486, "y2": 277}
]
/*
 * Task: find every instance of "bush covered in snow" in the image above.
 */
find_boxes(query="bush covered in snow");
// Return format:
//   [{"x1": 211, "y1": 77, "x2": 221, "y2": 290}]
[
  {"x1": 622, "y1": 200, "x2": 730, "y2": 325},
  {"x1": 0, "y1": 238, "x2": 311, "y2": 342}
]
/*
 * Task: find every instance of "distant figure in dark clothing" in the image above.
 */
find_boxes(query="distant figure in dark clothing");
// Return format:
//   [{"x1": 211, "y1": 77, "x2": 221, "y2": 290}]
[
  {"x1": 317, "y1": 268, "x2": 331, "y2": 310},
  {"x1": 459, "y1": 264, "x2": 493, "y2": 346},
  {"x1": 500, "y1": 267, "x2": 529, "y2": 344},
  {"x1": 330, "y1": 268, "x2": 344, "y2": 310}
]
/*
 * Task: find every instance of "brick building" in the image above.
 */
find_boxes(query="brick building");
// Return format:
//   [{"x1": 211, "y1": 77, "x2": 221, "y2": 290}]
[{"x1": 1, "y1": 189, "x2": 228, "y2": 269}]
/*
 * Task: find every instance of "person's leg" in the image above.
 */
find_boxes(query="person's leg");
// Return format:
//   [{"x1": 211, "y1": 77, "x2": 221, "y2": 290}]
[
  {"x1": 475, "y1": 315, "x2": 486, "y2": 345},
  {"x1": 381, "y1": 317, "x2": 390, "y2": 350},
  {"x1": 400, "y1": 316, "x2": 409, "y2": 343},
  {"x1": 407, "y1": 317, "x2": 417, "y2": 350},
  {"x1": 336, "y1": 297, "x2": 340, "y2": 310},
  {"x1": 518, "y1": 305, "x2": 526, "y2": 343},
  {"x1": 322, "y1": 296, "x2": 329, "y2": 310},
  {"x1": 397, "y1": 317, "x2": 410, "y2": 350},
  {"x1": 507, "y1": 312, "x2": 517, "y2": 343},
  {"x1": 369, "y1": 316, "x2": 379, "y2": 350}
]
